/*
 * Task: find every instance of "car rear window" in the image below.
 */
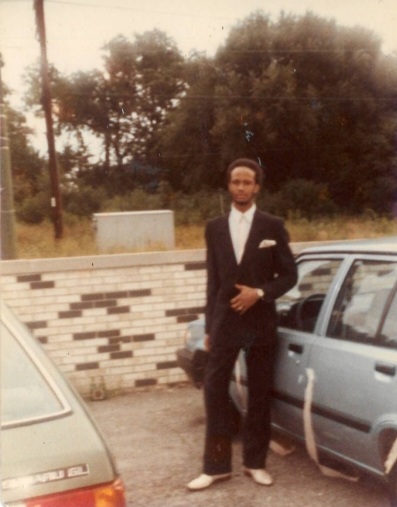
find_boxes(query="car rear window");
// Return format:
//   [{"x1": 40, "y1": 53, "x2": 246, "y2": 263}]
[{"x1": 1, "y1": 322, "x2": 68, "y2": 428}]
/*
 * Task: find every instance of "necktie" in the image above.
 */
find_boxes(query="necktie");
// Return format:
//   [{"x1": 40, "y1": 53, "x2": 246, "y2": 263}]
[{"x1": 237, "y1": 214, "x2": 248, "y2": 263}]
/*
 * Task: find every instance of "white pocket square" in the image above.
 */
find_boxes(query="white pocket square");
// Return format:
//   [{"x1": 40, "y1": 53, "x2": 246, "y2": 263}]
[{"x1": 259, "y1": 239, "x2": 276, "y2": 248}]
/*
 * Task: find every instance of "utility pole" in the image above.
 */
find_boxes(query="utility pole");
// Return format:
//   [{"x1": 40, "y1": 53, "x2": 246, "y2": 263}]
[
  {"x1": 0, "y1": 53, "x2": 18, "y2": 259},
  {"x1": 34, "y1": 0, "x2": 63, "y2": 239}
]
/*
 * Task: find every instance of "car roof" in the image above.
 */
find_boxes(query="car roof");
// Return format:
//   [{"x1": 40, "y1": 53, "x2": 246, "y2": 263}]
[{"x1": 300, "y1": 236, "x2": 397, "y2": 256}]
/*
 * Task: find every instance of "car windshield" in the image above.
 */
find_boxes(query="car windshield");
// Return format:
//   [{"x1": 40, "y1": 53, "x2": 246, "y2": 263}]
[{"x1": 1, "y1": 317, "x2": 68, "y2": 428}]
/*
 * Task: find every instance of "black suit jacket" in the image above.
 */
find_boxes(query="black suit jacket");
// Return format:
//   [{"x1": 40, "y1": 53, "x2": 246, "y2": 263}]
[{"x1": 205, "y1": 209, "x2": 297, "y2": 348}]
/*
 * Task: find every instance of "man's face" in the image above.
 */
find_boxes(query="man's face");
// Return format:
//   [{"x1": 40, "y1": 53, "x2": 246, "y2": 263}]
[{"x1": 228, "y1": 166, "x2": 259, "y2": 211}]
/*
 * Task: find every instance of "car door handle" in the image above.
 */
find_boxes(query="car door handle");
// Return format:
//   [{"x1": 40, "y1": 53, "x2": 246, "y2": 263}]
[
  {"x1": 375, "y1": 363, "x2": 396, "y2": 377},
  {"x1": 288, "y1": 343, "x2": 303, "y2": 354}
]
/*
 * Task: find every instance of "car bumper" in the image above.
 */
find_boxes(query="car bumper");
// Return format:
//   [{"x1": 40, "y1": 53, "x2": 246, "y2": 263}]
[{"x1": 176, "y1": 348, "x2": 208, "y2": 388}]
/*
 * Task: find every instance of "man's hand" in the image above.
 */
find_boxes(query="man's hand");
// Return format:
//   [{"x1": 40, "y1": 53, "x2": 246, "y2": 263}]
[{"x1": 230, "y1": 284, "x2": 260, "y2": 314}]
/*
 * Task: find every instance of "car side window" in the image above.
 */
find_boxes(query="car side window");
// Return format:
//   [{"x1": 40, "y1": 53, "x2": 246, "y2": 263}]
[
  {"x1": 379, "y1": 290, "x2": 397, "y2": 348},
  {"x1": 327, "y1": 260, "x2": 397, "y2": 344},
  {"x1": 277, "y1": 258, "x2": 342, "y2": 332}
]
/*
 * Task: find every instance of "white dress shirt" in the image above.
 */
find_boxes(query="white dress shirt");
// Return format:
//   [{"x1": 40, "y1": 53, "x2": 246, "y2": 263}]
[{"x1": 229, "y1": 204, "x2": 256, "y2": 263}]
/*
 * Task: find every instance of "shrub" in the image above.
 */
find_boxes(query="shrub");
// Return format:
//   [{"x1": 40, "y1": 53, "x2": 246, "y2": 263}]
[
  {"x1": 16, "y1": 190, "x2": 51, "y2": 224},
  {"x1": 261, "y1": 179, "x2": 336, "y2": 218},
  {"x1": 63, "y1": 186, "x2": 106, "y2": 217},
  {"x1": 102, "y1": 188, "x2": 164, "y2": 212},
  {"x1": 172, "y1": 189, "x2": 228, "y2": 225}
]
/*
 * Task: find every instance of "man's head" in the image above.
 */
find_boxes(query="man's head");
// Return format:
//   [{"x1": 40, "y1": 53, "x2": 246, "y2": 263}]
[
  {"x1": 227, "y1": 158, "x2": 264, "y2": 211},
  {"x1": 226, "y1": 158, "x2": 264, "y2": 186}
]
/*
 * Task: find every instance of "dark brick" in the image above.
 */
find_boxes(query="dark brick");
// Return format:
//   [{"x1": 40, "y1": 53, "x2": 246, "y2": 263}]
[
  {"x1": 111, "y1": 350, "x2": 133, "y2": 359},
  {"x1": 95, "y1": 300, "x2": 117, "y2": 308},
  {"x1": 157, "y1": 360, "x2": 178, "y2": 370},
  {"x1": 177, "y1": 314, "x2": 199, "y2": 323},
  {"x1": 105, "y1": 291, "x2": 128, "y2": 299},
  {"x1": 98, "y1": 329, "x2": 120, "y2": 338},
  {"x1": 73, "y1": 331, "x2": 96, "y2": 340},
  {"x1": 81, "y1": 293, "x2": 104, "y2": 301},
  {"x1": 184, "y1": 262, "x2": 206, "y2": 271},
  {"x1": 17, "y1": 274, "x2": 42, "y2": 283},
  {"x1": 31, "y1": 281, "x2": 55, "y2": 290},
  {"x1": 59, "y1": 310, "x2": 82, "y2": 319},
  {"x1": 98, "y1": 344, "x2": 120, "y2": 353},
  {"x1": 166, "y1": 306, "x2": 204, "y2": 317},
  {"x1": 128, "y1": 289, "x2": 151, "y2": 298},
  {"x1": 37, "y1": 336, "x2": 48, "y2": 344},
  {"x1": 70, "y1": 302, "x2": 93, "y2": 310},
  {"x1": 135, "y1": 378, "x2": 157, "y2": 387},
  {"x1": 166, "y1": 308, "x2": 186, "y2": 317},
  {"x1": 110, "y1": 336, "x2": 131, "y2": 344},
  {"x1": 108, "y1": 306, "x2": 129, "y2": 315},
  {"x1": 76, "y1": 362, "x2": 99, "y2": 371},
  {"x1": 133, "y1": 333, "x2": 155, "y2": 342},
  {"x1": 26, "y1": 321, "x2": 47, "y2": 330}
]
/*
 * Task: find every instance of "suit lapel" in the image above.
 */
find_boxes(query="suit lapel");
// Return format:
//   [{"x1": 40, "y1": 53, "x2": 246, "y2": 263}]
[
  {"x1": 219, "y1": 214, "x2": 235, "y2": 249},
  {"x1": 217, "y1": 214, "x2": 239, "y2": 266}
]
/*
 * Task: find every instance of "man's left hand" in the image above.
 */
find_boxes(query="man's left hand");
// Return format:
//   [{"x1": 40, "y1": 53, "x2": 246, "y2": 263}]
[{"x1": 230, "y1": 284, "x2": 260, "y2": 314}]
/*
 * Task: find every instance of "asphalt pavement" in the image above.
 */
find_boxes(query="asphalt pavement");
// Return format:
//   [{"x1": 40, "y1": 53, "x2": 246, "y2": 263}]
[{"x1": 88, "y1": 384, "x2": 390, "y2": 507}]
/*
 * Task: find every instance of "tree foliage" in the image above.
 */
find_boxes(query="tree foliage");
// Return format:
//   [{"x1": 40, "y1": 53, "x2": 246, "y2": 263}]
[
  {"x1": 6, "y1": 102, "x2": 45, "y2": 204},
  {"x1": 153, "y1": 12, "x2": 397, "y2": 213},
  {"x1": 51, "y1": 30, "x2": 185, "y2": 178},
  {"x1": 17, "y1": 12, "x2": 397, "y2": 217}
]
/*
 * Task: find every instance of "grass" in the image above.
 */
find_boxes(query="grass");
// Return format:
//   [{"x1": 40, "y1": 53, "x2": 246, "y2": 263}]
[{"x1": 13, "y1": 214, "x2": 397, "y2": 259}]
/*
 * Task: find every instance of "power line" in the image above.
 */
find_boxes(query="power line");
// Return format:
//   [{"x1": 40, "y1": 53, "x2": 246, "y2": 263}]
[{"x1": 46, "y1": 0, "x2": 235, "y2": 21}]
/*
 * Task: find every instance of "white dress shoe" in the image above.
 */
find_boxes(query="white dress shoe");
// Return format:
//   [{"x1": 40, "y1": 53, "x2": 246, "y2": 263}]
[
  {"x1": 187, "y1": 473, "x2": 232, "y2": 491},
  {"x1": 244, "y1": 467, "x2": 273, "y2": 486}
]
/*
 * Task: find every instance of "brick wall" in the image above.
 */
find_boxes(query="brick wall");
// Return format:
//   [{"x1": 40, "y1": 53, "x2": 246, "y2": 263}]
[
  {"x1": 1, "y1": 250, "x2": 206, "y2": 396},
  {"x1": 0, "y1": 242, "x2": 318, "y2": 397}
]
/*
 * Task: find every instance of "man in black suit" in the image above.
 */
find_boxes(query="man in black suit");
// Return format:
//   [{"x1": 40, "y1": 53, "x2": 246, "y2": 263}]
[{"x1": 187, "y1": 158, "x2": 297, "y2": 491}]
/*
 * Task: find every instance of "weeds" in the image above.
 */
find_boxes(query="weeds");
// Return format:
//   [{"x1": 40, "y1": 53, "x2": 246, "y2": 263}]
[{"x1": 14, "y1": 214, "x2": 397, "y2": 259}]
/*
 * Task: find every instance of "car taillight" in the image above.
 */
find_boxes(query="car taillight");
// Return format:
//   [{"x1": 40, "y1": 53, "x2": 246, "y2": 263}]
[{"x1": 23, "y1": 478, "x2": 126, "y2": 507}]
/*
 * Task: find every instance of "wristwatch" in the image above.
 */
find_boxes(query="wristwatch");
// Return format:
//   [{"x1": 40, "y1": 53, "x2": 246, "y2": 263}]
[{"x1": 256, "y1": 288, "x2": 265, "y2": 300}]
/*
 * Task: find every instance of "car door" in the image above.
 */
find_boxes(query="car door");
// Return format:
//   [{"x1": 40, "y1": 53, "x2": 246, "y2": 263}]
[
  {"x1": 272, "y1": 256, "x2": 345, "y2": 439},
  {"x1": 308, "y1": 256, "x2": 397, "y2": 474}
]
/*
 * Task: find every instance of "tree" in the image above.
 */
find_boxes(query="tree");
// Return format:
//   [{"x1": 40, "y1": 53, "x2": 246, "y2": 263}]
[
  {"x1": 157, "y1": 12, "x2": 397, "y2": 212},
  {"x1": 151, "y1": 54, "x2": 220, "y2": 190},
  {"x1": 6, "y1": 103, "x2": 45, "y2": 205},
  {"x1": 42, "y1": 30, "x2": 186, "y2": 193}
]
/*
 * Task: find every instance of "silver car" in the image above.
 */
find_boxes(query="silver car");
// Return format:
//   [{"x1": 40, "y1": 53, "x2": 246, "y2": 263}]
[
  {"x1": 1, "y1": 301, "x2": 127, "y2": 506},
  {"x1": 177, "y1": 237, "x2": 397, "y2": 505}
]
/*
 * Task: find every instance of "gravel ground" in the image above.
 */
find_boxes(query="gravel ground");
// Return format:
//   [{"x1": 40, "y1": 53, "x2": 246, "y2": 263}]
[{"x1": 88, "y1": 384, "x2": 390, "y2": 507}]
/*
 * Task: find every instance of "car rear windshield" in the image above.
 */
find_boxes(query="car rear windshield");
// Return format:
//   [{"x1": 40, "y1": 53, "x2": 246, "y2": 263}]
[{"x1": 1, "y1": 321, "x2": 69, "y2": 428}]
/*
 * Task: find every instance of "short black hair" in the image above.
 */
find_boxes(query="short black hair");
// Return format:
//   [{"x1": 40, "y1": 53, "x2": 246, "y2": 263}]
[{"x1": 226, "y1": 158, "x2": 264, "y2": 186}]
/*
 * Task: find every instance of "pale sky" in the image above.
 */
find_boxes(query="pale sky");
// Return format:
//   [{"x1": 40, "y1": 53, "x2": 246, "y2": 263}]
[{"x1": 2, "y1": 0, "x2": 397, "y2": 103}]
